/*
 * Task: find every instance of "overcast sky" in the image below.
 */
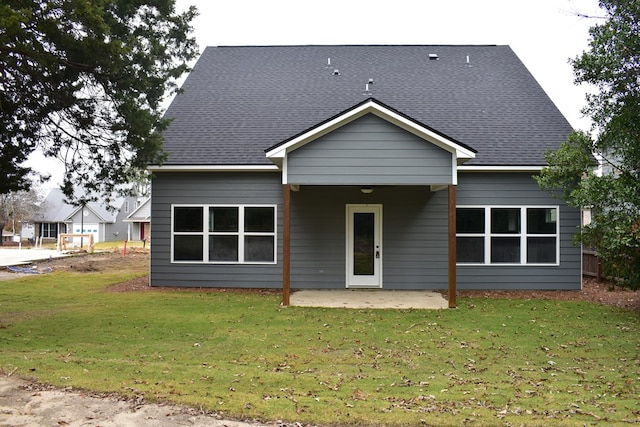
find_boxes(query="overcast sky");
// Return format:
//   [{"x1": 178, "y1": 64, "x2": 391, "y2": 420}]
[{"x1": 34, "y1": 0, "x2": 604, "y2": 189}]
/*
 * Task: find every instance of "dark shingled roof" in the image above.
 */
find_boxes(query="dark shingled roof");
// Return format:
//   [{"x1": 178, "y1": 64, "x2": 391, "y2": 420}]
[{"x1": 161, "y1": 45, "x2": 573, "y2": 166}]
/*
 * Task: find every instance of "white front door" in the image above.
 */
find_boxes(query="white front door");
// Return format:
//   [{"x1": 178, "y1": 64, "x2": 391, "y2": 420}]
[{"x1": 346, "y1": 204, "x2": 382, "y2": 288}]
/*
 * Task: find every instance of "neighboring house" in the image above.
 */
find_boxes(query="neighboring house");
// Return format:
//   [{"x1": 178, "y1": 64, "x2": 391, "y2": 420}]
[
  {"x1": 149, "y1": 45, "x2": 581, "y2": 305},
  {"x1": 34, "y1": 188, "x2": 137, "y2": 244},
  {"x1": 124, "y1": 197, "x2": 151, "y2": 242}
]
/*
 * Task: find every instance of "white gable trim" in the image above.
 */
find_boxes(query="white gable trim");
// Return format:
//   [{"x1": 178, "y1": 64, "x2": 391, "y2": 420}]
[
  {"x1": 65, "y1": 204, "x2": 110, "y2": 223},
  {"x1": 124, "y1": 198, "x2": 151, "y2": 223},
  {"x1": 266, "y1": 99, "x2": 476, "y2": 162}
]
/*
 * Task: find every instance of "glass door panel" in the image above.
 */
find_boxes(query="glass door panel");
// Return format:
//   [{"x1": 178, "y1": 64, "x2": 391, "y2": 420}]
[
  {"x1": 346, "y1": 205, "x2": 382, "y2": 288},
  {"x1": 353, "y1": 212, "x2": 374, "y2": 275}
]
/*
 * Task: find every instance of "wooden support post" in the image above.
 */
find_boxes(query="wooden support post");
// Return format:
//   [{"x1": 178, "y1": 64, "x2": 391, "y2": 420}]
[
  {"x1": 282, "y1": 184, "x2": 291, "y2": 306},
  {"x1": 57, "y1": 234, "x2": 95, "y2": 253},
  {"x1": 448, "y1": 184, "x2": 457, "y2": 308}
]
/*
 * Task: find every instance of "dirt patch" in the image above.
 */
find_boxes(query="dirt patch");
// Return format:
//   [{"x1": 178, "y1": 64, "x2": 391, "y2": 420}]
[
  {"x1": 456, "y1": 277, "x2": 640, "y2": 311},
  {"x1": 0, "y1": 375, "x2": 287, "y2": 427},
  {"x1": 32, "y1": 248, "x2": 150, "y2": 273}
]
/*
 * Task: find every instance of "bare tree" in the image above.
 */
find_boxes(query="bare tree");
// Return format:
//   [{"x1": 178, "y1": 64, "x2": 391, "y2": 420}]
[{"x1": 0, "y1": 189, "x2": 42, "y2": 240}]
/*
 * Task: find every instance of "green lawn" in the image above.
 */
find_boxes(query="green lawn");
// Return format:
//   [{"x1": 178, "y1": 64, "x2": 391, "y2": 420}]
[{"x1": 0, "y1": 271, "x2": 638, "y2": 426}]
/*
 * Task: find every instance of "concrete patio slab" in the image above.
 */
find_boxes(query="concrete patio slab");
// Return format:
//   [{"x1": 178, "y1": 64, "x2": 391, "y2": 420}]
[{"x1": 290, "y1": 289, "x2": 449, "y2": 310}]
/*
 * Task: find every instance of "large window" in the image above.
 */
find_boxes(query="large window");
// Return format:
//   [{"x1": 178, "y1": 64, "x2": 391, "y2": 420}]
[
  {"x1": 172, "y1": 205, "x2": 277, "y2": 263},
  {"x1": 456, "y1": 206, "x2": 559, "y2": 265}
]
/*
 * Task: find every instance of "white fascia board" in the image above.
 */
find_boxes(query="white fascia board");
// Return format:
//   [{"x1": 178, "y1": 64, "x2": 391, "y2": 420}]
[
  {"x1": 458, "y1": 165, "x2": 545, "y2": 172},
  {"x1": 266, "y1": 100, "x2": 476, "y2": 161},
  {"x1": 148, "y1": 165, "x2": 280, "y2": 172},
  {"x1": 125, "y1": 199, "x2": 150, "y2": 220},
  {"x1": 123, "y1": 217, "x2": 150, "y2": 223},
  {"x1": 65, "y1": 205, "x2": 106, "y2": 223},
  {"x1": 265, "y1": 102, "x2": 373, "y2": 159},
  {"x1": 368, "y1": 105, "x2": 476, "y2": 161}
]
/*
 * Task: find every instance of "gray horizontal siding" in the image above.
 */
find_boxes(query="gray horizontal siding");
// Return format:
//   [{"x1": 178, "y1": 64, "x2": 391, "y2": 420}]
[
  {"x1": 150, "y1": 171, "x2": 581, "y2": 291},
  {"x1": 287, "y1": 114, "x2": 453, "y2": 185},
  {"x1": 150, "y1": 172, "x2": 283, "y2": 288},
  {"x1": 456, "y1": 172, "x2": 581, "y2": 290},
  {"x1": 290, "y1": 186, "x2": 449, "y2": 290}
]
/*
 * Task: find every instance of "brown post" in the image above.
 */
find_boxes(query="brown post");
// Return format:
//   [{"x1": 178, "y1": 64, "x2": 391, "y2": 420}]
[
  {"x1": 282, "y1": 184, "x2": 291, "y2": 306},
  {"x1": 448, "y1": 184, "x2": 457, "y2": 308}
]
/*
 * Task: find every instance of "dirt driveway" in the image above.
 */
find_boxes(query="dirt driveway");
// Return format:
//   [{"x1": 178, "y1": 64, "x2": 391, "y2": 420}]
[{"x1": 0, "y1": 375, "x2": 281, "y2": 427}]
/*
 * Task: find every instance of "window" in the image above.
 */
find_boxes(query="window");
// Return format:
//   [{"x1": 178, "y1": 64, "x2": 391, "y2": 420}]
[
  {"x1": 172, "y1": 205, "x2": 276, "y2": 263},
  {"x1": 41, "y1": 223, "x2": 58, "y2": 238},
  {"x1": 456, "y1": 206, "x2": 559, "y2": 265}
]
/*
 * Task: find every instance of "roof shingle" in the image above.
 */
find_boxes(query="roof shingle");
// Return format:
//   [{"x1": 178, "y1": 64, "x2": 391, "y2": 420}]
[{"x1": 161, "y1": 45, "x2": 573, "y2": 166}]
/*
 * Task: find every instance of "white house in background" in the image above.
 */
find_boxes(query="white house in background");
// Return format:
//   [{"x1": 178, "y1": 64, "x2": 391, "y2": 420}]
[{"x1": 33, "y1": 188, "x2": 139, "y2": 244}]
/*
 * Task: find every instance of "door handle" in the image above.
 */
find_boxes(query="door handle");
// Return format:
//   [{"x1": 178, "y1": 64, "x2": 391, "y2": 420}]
[{"x1": 376, "y1": 246, "x2": 380, "y2": 259}]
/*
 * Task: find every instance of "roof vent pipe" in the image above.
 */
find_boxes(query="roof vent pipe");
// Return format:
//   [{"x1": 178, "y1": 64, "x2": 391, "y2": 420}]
[{"x1": 326, "y1": 57, "x2": 332, "y2": 68}]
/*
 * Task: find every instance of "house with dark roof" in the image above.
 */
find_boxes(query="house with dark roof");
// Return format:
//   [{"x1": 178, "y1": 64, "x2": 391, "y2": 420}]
[{"x1": 149, "y1": 45, "x2": 581, "y2": 307}]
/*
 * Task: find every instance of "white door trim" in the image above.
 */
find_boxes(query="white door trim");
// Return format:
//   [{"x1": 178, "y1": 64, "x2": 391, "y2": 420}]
[{"x1": 346, "y1": 204, "x2": 383, "y2": 288}]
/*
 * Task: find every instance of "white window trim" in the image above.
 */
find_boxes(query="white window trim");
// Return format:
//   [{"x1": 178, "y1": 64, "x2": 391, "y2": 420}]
[
  {"x1": 456, "y1": 205, "x2": 560, "y2": 266},
  {"x1": 171, "y1": 204, "x2": 278, "y2": 264}
]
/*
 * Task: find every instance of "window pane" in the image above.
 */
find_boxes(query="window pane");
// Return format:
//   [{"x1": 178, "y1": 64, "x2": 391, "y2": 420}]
[
  {"x1": 527, "y1": 237, "x2": 556, "y2": 263},
  {"x1": 209, "y1": 235, "x2": 238, "y2": 261},
  {"x1": 491, "y1": 208, "x2": 521, "y2": 233},
  {"x1": 527, "y1": 208, "x2": 557, "y2": 234},
  {"x1": 491, "y1": 237, "x2": 520, "y2": 263},
  {"x1": 457, "y1": 237, "x2": 484, "y2": 263},
  {"x1": 174, "y1": 207, "x2": 203, "y2": 232},
  {"x1": 45, "y1": 223, "x2": 58, "y2": 238},
  {"x1": 457, "y1": 208, "x2": 485, "y2": 233},
  {"x1": 210, "y1": 207, "x2": 238, "y2": 232},
  {"x1": 245, "y1": 236, "x2": 275, "y2": 262},
  {"x1": 245, "y1": 207, "x2": 274, "y2": 232},
  {"x1": 353, "y1": 212, "x2": 375, "y2": 275},
  {"x1": 174, "y1": 235, "x2": 203, "y2": 261}
]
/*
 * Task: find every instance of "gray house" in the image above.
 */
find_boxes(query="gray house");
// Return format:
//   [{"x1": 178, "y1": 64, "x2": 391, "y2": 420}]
[
  {"x1": 34, "y1": 188, "x2": 137, "y2": 244},
  {"x1": 149, "y1": 45, "x2": 581, "y2": 306}
]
